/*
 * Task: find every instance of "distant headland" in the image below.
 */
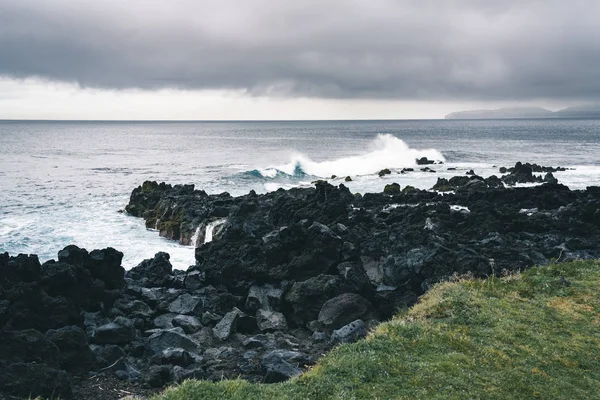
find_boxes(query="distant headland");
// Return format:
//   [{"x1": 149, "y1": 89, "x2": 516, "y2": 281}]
[{"x1": 445, "y1": 105, "x2": 600, "y2": 119}]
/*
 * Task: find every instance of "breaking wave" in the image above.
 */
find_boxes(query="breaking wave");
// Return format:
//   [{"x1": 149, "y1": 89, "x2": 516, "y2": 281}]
[{"x1": 242, "y1": 134, "x2": 445, "y2": 179}]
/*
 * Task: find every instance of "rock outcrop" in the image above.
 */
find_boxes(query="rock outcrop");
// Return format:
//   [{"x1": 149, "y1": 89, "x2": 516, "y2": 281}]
[{"x1": 2, "y1": 166, "x2": 600, "y2": 398}]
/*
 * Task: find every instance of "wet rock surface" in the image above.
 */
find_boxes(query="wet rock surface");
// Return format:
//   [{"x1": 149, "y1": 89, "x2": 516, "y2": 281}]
[{"x1": 2, "y1": 163, "x2": 600, "y2": 398}]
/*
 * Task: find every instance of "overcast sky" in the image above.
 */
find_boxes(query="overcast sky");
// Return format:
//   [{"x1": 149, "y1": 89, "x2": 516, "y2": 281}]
[{"x1": 1, "y1": 0, "x2": 598, "y2": 120}]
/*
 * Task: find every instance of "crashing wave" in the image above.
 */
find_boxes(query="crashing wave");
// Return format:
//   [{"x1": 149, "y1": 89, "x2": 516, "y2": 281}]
[{"x1": 241, "y1": 134, "x2": 444, "y2": 180}]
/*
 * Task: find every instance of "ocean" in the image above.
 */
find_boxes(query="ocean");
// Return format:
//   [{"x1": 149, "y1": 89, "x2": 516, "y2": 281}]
[{"x1": 1, "y1": 119, "x2": 600, "y2": 270}]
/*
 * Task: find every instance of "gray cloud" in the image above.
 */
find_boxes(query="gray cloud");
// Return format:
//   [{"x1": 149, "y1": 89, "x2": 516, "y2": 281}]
[{"x1": 1, "y1": 0, "x2": 600, "y2": 101}]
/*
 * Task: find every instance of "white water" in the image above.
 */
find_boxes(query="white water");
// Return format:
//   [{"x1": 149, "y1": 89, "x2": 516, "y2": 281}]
[
  {"x1": 261, "y1": 134, "x2": 445, "y2": 178},
  {"x1": 190, "y1": 225, "x2": 203, "y2": 248},
  {"x1": 204, "y1": 219, "x2": 227, "y2": 244}
]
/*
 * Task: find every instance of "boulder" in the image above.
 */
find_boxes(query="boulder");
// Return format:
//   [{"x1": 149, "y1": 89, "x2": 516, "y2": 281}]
[
  {"x1": 256, "y1": 310, "x2": 288, "y2": 331},
  {"x1": 113, "y1": 298, "x2": 153, "y2": 318},
  {"x1": 383, "y1": 183, "x2": 401, "y2": 195},
  {"x1": 45, "y1": 326, "x2": 95, "y2": 373},
  {"x1": 261, "y1": 350, "x2": 309, "y2": 383},
  {"x1": 212, "y1": 308, "x2": 244, "y2": 341},
  {"x1": 85, "y1": 248, "x2": 125, "y2": 289},
  {"x1": 416, "y1": 157, "x2": 435, "y2": 165},
  {"x1": 92, "y1": 317, "x2": 135, "y2": 345},
  {"x1": 184, "y1": 270, "x2": 203, "y2": 291},
  {"x1": 172, "y1": 315, "x2": 202, "y2": 334},
  {"x1": 0, "y1": 253, "x2": 41, "y2": 283},
  {"x1": 153, "y1": 313, "x2": 177, "y2": 329},
  {"x1": 168, "y1": 293, "x2": 201, "y2": 315},
  {"x1": 158, "y1": 347, "x2": 195, "y2": 367},
  {"x1": 245, "y1": 284, "x2": 284, "y2": 312},
  {"x1": 126, "y1": 252, "x2": 173, "y2": 287},
  {"x1": 318, "y1": 293, "x2": 374, "y2": 330},
  {"x1": 285, "y1": 274, "x2": 345, "y2": 325},
  {"x1": 146, "y1": 328, "x2": 200, "y2": 355},
  {"x1": 330, "y1": 319, "x2": 367, "y2": 344}
]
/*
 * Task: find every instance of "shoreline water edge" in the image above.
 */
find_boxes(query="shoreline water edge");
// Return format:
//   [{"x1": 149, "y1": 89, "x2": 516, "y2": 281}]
[{"x1": 2, "y1": 162, "x2": 600, "y2": 399}]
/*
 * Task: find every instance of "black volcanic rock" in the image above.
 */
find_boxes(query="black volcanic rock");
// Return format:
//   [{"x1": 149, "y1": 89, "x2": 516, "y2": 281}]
[
  {"x1": 3, "y1": 168, "x2": 600, "y2": 397},
  {"x1": 126, "y1": 252, "x2": 173, "y2": 288}
]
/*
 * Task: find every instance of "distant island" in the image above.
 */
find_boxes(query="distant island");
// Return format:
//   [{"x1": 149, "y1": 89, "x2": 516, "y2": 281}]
[{"x1": 445, "y1": 105, "x2": 600, "y2": 119}]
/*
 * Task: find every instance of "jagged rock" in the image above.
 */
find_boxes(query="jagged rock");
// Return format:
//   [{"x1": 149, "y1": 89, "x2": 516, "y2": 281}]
[
  {"x1": 256, "y1": 309, "x2": 288, "y2": 331},
  {"x1": 285, "y1": 274, "x2": 345, "y2": 326},
  {"x1": 3, "y1": 170, "x2": 600, "y2": 397},
  {"x1": 416, "y1": 157, "x2": 435, "y2": 165},
  {"x1": 184, "y1": 270, "x2": 203, "y2": 291},
  {"x1": 336, "y1": 261, "x2": 374, "y2": 298},
  {"x1": 168, "y1": 293, "x2": 201, "y2": 315},
  {"x1": 318, "y1": 293, "x2": 374, "y2": 330},
  {"x1": 378, "y1": 168, "x2": 391, "y2": 177},
  {"x1": 1, "y1": 253, "x2": 41, "y2": 282},
  {"x1": 39, "y1": 260, "x2": 98, "y2": 311},
  {"x1": 201, "y1": 311, "x2": 222, "y2": 326},
  {"x1": 0, "y1": 329, "x2": 60, "y2": 367},
  {"x1": 146, "y1": 328, "x2": 200, "y2": 355},
  {"x1": 92, "y1": 317, "x2": 136, "y2": 345},
  {"x1": 261, "y1": 350, "x2": 309, "y2": 383},
  {"x1": 501, "y1": 162, "x2": 543, "y2": 185},
  {"x1": 141, "y1": 287, "x2": 165, "y2": 306},
  {"x1": 126, "y1": 252, "x2": 173, "y2": 287},
  {"x1": 330, "y1": 319, "x2": 367, "y2": 344},
  {"x1": 245, "y1": 284, "x2": 284, "y2": 312},
  {"x1": 45, "y1": 326, "x2": 95, "y2": 373},
  {"x1": 158, "y1": 347, "x2": 195, "y2": 367},
  {"x1": 545, "y1": 172, "x2": 558, "y2": 184},
  {"x1": 85, "y1": 248, "x2": 125, "y2": 289},
  {"x1": 194, "y1": 286, "x2": 241, "y2": 315},
  {"x1": 113, "y1": 298, "x2": 153, "y2": 318},
  {"x1": 172, "y1": 314, "x2": 202, "y2": 334},
  {"x1": 212, "y1": 308, "x2": 244, "y2": 341},
  {"x1": 153, "y1": 313, "x2": 177, "y2": 329}
]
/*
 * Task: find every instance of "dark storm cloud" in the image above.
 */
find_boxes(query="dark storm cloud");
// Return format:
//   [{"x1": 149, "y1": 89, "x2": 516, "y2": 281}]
[{"x1": 1, "y1": 0, "x2": 600, "y2": 101}]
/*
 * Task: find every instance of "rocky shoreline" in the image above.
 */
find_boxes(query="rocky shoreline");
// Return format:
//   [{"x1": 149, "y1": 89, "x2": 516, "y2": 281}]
[{"x1": 2, "y1": 163, "x2": 600, "y2": 399}]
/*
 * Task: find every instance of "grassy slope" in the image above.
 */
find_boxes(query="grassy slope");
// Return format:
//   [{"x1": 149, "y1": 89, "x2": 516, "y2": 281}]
[{"x1": 155, "y1": 260, "x2": 600, "y2": 400}]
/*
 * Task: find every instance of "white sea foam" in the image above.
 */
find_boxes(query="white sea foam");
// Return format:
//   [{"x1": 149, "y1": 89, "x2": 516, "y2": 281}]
[
  {"x1": 267, "y1": 134, "x2": 445, "y2": 178},
  {"x1": 258, "y1": 168, "x2": 278, "y2": 178}
]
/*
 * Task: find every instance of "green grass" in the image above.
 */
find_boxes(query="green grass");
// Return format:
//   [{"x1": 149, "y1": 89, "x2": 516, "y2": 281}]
[{"x1": 154, "y1": 260, "x2": 600, "y2": 400}]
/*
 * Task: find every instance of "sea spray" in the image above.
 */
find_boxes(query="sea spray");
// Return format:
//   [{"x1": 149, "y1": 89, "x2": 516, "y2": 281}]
[{"x1": 250, "y1": 134, "x2": 445, "y2": 179}]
